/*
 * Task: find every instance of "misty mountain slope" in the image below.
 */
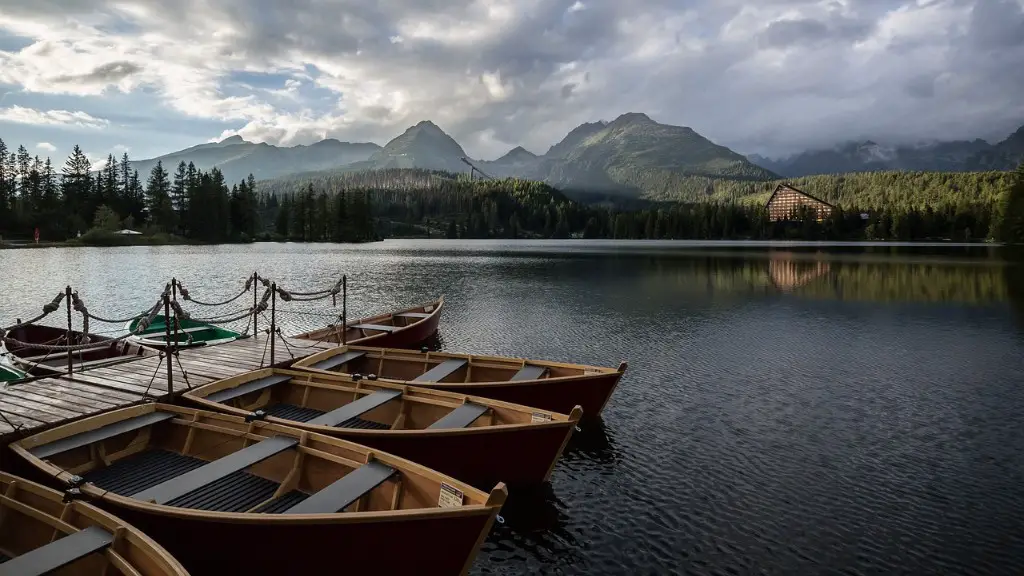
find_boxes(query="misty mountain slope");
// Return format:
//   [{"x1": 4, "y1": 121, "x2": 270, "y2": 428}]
[
  {"x1": 542, "y1": 113, "x2": 778, "y2": 199},
  {"x1": 749, "y1": 124, "x2": 1024, "y2": 177},
  {"x1": 131, "y1": 136, "x2": 381, "y2": 184}
]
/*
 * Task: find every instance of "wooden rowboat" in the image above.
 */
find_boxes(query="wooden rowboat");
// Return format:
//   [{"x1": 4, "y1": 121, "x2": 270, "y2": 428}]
[
  {"x1": 183, "y1": 368, "x2": 582, "y2": 488},
  {"x1": 1, "y1": 324, "x2": 155, "y2": 381},
  {"x1": 10, "y1": 403, "x2": 505, "y2": 576},
  {"x1": 290, "y1": 296, "x2": 443, "y2": 349},
  {"x1": 291, "y1": 345, "x2": 628, "y2": 418},
  {"x1": 0, "y1": 471, "x2": 189, "y2": 575}
]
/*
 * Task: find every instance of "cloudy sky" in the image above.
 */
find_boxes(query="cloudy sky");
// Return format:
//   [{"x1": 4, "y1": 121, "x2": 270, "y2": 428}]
[{"x1": 0, "y1": 0, "x2": 1022, "y2": 164}]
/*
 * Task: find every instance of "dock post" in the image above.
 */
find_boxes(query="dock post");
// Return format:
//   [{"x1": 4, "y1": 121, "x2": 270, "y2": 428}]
[
  {"x1": 252, "y1": 271, "x2": 258, "y2": 338},
  {"x1": 65, "y1": 285, "x2": 73, "y2": 376},
  {"x1": 171, "y1": 278, "x2": 179, "y2": 353},
  {"x1": 270, "y1": 282, "x2": 276, "y2": 365},
  {"x1": 164, "y1": 291, "x2": 173, "y2": 395},
  {"x1": 341, "y1": 275, "x2": 347, "y2": 346}
]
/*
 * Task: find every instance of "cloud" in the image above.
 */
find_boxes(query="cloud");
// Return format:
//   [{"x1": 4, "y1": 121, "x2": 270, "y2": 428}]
[
  {"x1": 0, "y1": 105, "x2": 109, "y2": 128},
  {"x1": 35, "y1": 141, "x2": 56, "y2": 151},
  {"x1": 0, "y1": 0, "x2": 1020, "y2": 159}
]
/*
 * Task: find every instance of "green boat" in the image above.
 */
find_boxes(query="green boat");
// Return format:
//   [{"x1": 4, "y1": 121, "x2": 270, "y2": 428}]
[
  {"x1": 125, "y1": 315, "x2": 241, "y2": 348},
  {"x1": 0, "y1": 362, "x2": 27, "y2": 383}
]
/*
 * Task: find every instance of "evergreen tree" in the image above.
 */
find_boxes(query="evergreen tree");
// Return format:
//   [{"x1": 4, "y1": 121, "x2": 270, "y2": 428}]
[
  {"x1": 61, "y1": 145, "x2": 92, "y2": 236},
  {"x1": 145, "y1": 161, "x2": 174, "y2": 230}
]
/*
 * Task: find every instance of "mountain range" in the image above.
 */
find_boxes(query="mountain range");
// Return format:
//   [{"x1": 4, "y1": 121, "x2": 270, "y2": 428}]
[
  {"x1": 748, "y1": 126, "x2": 1024, "y2": 177},
  {"x1": 132, "y1": 115, "x2": 1024, "y2": 201}
]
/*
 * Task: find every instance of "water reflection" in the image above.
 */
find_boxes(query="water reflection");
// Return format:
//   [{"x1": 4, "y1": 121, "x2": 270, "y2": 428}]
[{"x1": 561, "y1": 418, "x2": 618, "y2": 466}]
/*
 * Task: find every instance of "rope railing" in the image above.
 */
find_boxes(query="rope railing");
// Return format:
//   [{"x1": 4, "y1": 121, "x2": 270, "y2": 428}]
[{"x1": 177, "y1": 276, "x2": 254, "y2": 307}]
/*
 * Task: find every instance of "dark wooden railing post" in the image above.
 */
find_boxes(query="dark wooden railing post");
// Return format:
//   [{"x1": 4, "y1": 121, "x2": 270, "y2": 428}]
[
  {"x1": 341, "y1": 275, "x2": 347, "y2": 346},
  {"x1": 252, "y1": 271, "x2": 258, "y2": 338},
  {"x1": 65, "y1": 285, "x2": 73, "y2": 376},
  {"x1": 171, "y1": 278, "x2": 179, "y2": 353},
  {"x1": 164, "y1": 290, "x2": 173, "y2": 395},
  {"x1": 270, "y1": 282, "x2": 276, "y2": 365}
]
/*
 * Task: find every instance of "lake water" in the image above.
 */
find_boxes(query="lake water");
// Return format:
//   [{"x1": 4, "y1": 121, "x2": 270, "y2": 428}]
[{"x1": 2, "y1": 240, "x2": 1024, "y2": 574}]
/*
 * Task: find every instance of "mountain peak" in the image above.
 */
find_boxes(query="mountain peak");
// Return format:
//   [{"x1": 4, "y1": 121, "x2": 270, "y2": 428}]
[
  {"x1": 219, "y1": 135, "x2": 247, "y2": 145},
  {"x1": 495, "y1": 146, "x2": 538, "y2": 163},
  {"x1": 611, "y1": 112, "x2": 653, "y2": 126}
]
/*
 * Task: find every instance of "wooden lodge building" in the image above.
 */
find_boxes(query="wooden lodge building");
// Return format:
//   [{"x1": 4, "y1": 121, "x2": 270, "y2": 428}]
[{"x1": 765, "y1": 183, "x2": 836, "y2": 222}]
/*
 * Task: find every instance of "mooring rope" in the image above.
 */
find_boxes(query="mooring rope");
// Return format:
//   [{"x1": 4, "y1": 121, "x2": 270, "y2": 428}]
[{"x1": 177, "y1": 276, "x2": 254, "y2": 307}]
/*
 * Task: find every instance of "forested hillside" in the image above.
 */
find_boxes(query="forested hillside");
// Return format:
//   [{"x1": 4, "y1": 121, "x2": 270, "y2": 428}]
[{"x1": 2, "y1": 134, "x2": 1021, "y2": 245}]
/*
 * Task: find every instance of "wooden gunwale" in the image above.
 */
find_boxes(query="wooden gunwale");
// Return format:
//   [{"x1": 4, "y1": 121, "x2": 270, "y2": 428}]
[
  {"x1": 293, "y1": 345, "x2": 626, "y2": 389},
  {"x1": 0, "y1": 471, "x2": 189, "y2": 575},
  {"x1": 290, "y1": 296, "x2": 444, "y2": 344},
  {"x1": 183, "y1": 368, "x2": 580, "y2": 438},
  {"x1": 9, "y1": 403, "x2": 506, "y2": 526}
]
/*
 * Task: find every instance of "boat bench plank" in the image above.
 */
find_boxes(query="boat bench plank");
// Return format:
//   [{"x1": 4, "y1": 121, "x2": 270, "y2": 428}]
[
  {"x1": 351, "y1": 323, "x2": 398, "y2": 333},
  {"x1": 207, "y1": 374, "x2": 292, "y2": 403},
  {"x1": 29, "y1": 411, "x2": 177, "y2": 459},
  {"x1": 427, "y1": 402, "x2": 489, "y2": 429},
  {"x1": 395, "y1": 312, "x2": 431, "y2": 319},
  {"x1": 510, "y1": 364, "x2": 548, "y2": 381},
  {"x1": 283, "y1": 460, "x2": 397, "y2": 514},
  {"x1": 132, "y1": 435, "x2": 298, "y2": 505},
  {"x1": 413, "y1": 359, "x2": 468, "y2": 383},
  {"x1": 0, "y1": 525, "x2": 114, "y2": 576},
  {"x1": 310, "y1": 350, "x2": 367, "y2": 372},
  {"x1": 306, "y1": 389, "x2": 403, "y2": 427}
]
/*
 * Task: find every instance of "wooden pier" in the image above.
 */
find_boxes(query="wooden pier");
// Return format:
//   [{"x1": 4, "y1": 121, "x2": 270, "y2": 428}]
[{"x1": 0, "y1": 334, "x2": 335, "y2": 440}]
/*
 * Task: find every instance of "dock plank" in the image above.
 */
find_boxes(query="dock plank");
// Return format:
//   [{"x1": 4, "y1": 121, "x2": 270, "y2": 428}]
[
  {"x1": 0, "y1": 332, "x2": 329, "y2": 446},
  {"x1": 10, "y1": 379, "x2": 130, "y2": 407}
]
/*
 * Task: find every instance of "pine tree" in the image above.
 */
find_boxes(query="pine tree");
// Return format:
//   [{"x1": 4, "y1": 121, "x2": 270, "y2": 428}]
[
  {"x1": 172, "y1": 161, "x2": 188, "y2": 226},
  {"x1": 145, "y1": 161, "x2": 174, "y2": 230},
  {"x1": 61, "y1": 145, "x2": 92, "y2": 237}
]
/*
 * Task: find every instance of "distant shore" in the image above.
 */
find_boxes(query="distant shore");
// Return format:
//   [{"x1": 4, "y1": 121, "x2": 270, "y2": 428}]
[{"x1": 0, "y1": 232, "x2": 386, "y2": 249}]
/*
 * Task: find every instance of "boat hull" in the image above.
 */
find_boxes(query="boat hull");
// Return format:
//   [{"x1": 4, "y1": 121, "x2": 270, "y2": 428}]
[
  {"x1": 308, "y1": 422, "x2": 574, "y2": 489},
  {"x1": 292, "y1": 297, "x2": 443, "y2": 349},
  {"x1": 426, "y1": 371, "x2": 624, "y2": 419},
  {"x1": 357, "y1": 306, "x2": 442, "y2": 348},
  {"x1": 87, "y1": 498, "x2": 496, "y2": 576}
]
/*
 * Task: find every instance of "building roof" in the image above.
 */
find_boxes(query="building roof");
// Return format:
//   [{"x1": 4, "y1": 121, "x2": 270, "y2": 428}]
[{"x1": 765, "y1": 183, "x2": 837, "y2": 210}]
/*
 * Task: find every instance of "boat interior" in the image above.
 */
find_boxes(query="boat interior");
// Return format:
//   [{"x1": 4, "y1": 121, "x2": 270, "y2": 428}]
[
  {"x1": 301, "y1": 347, "x2": 609, "y2": 384},
  {"x1": 293, "y1": 299, "x2": 441, "y2": 343},
  {"x1": 0, "y1": 472, "x2": 172, "y2": 575},
  {"x1": 190, "y1": 369, "x2": 570, "y2": 431},
  {"x1": 17, "y1": 405, "x2": 491, "y2": 517},
  {"x1": 2, "y1": 324, "x2": 153, "y2": 374}
]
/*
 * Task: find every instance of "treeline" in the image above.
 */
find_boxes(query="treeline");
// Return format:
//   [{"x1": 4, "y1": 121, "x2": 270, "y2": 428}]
[
  {"x1": 4, "y1": 134, "x2": 1022, "y2": 244},
  {"x1": 0, "y1": 137, "x2": 265, "y2": 242},
  {"x1": 258, "y1": 167, "x2": 1022, "y2": 242}
]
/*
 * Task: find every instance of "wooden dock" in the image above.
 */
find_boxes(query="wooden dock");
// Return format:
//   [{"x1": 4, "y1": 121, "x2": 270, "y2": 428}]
[{"x1": 0, "y1": 334, "x2": 336, "y2": 439}]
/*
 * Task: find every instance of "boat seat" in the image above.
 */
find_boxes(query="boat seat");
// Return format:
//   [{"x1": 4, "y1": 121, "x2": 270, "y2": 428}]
[
  {"x1": 283, "y1": 461, "x2": 397, "y2": 514},
  {"x1": 310, "y1": 350, "x2": 367, "y2": 372},
  {"x1": 207, "y1": 374, "x2": 291, "y2": 403},
  {"x1": 306, "y1": 389, "x2": 403, "y2": 428},
  {"x1": 352, "y1": 323, "x2": 397, "y2": 333},
  {"x1": 29, "y1": 411, "x2": 177, "y2": 459},
  {"x1": 427, "y1": 402, "x2": 489, "y2": 429},
  {"x1": 510, "y1": 364, "x2": 548, "y2": 381},
  {"x1": 395, "y1": 312, "x2": 431, "y2": 319},
  {"x1": 132, "y1": 436, "x2": 298, "y2": 505},
  {"x1": 0, "y1": 526, "x2": 113, "y2": 576},
  {"x1": 413, "y1": 359, "x2": 468, "y2": 383}
]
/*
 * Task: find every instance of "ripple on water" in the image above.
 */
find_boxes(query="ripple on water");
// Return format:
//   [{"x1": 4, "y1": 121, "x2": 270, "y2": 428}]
[{"x1": 2, "y1": 242, "x2": 1023, "y2": 575}]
